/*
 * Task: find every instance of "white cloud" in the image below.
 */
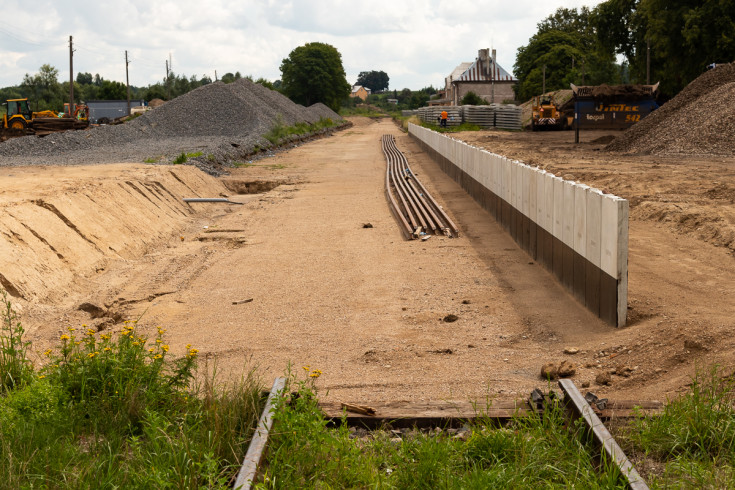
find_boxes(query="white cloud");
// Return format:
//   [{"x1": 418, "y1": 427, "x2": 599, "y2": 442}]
[{"x1": 0, "y1": 0, "x2": 607, "y2": 91}]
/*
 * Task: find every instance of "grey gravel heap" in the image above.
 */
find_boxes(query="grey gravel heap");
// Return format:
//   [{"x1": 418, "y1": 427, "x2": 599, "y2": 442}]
[
  {"x1": 0, "y1": 78, "x2": 343, "y2": 168},
  {"x1": 606, "y1": 63, "x2": 735, "y2": 155}
]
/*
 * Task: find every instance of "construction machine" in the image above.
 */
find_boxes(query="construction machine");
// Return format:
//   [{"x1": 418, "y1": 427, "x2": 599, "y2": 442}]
[
  {"x1": 1, "y1": 98, "x2": 89, "y2": 140},
  {"x1": 530, "y1": 95, "x2": 566, "y2": 130}
]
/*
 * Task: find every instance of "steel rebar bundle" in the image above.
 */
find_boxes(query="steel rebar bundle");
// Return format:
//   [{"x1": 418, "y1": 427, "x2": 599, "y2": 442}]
[{"x1": 382, "y1": 134, "x2": 460, "y2": 240}]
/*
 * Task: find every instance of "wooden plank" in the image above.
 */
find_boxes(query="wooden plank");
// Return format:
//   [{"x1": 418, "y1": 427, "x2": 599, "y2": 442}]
[
  {"x1": 319, "y1": 397, "x2": 661, "y2": 429},
  {"x1": 558, "y1": 379, "x2": 649, "y2": 490},
  {"x1": 320, "y1": 400, "x2": 530, "y2": 429},
  {"x1": 234, "y1": 377, "x2": 287, "y2": 490}
]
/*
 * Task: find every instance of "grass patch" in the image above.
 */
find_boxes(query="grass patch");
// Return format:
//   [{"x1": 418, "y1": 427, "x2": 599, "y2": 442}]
[
  {"x1": 172, "y1": 152, "x2": 204, "y2": 165},
  {"x1": 143, "y1": 156, "x2": 161, "y2": 163},
  {"x1": 263, "y1": 116, "x2": 338, "y2": 146},
  {"x1": 617, "y1": 367, "x2": 735, "y2": 487},
  {"x1": 0, "y1": 292, "x2": 264, "y2": 488},
  {"x1": 339, "y1": 106, "x2": 386, "y2": 117},
  {"x1": 256, "y1": 372, "x2": 626, "y2": 488}
]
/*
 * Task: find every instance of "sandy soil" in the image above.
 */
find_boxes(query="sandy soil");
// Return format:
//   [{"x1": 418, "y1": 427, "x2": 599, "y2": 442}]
[{"x1": 2, "y1": 118, "x2": 733, "y2": 406}]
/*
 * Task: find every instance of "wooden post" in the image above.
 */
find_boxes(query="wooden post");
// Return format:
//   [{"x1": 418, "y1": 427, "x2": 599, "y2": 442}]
[
  {"x1": 69, "y1": 36, "x2": 74, "y2": 115},
  {"x1": 542, "y1": 64, "x2": 546, "y2": 94},
  {"x1": 125, "y1": 50, "x2": 131, "y2": 116}
]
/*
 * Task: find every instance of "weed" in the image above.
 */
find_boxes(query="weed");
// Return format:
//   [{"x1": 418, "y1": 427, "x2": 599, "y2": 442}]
[
  {"x1": 0, "y1": 290, "x2": 32, "y2": 392},
  {"x1": 623, "y1": 366, "x2": 735, "y2": 487},
  {"x1": 143, "y1": 156, "x2": 160, "y2": 163},
  {"x1": 173, "y1": 152, "x2": 187, "y2": 164}
]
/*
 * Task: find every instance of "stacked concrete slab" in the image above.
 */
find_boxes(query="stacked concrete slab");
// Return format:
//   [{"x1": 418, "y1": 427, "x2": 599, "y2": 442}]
[
  {"x1": 408, "y1": 123, "x2": 628, "y2": 327},
  {"x1": 492, "y1": 104, "x2": 523, "y2": 130},
  {"x1": 417, "y1": 107, "x2": 462, "y2": 127},
  {"x1": 462, "y1": 105, "x2": 495, "y2": 128}
]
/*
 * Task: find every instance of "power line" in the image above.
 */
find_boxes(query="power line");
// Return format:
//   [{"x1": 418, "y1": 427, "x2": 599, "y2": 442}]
[{"x1": 0, "y1": 26, "x2": 61, "y2": 48}]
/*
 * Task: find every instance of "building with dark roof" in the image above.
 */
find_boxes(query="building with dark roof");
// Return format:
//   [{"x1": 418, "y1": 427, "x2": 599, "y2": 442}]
[{"x1": 445, "y1": 49, "x2": 517, "y2": 105}]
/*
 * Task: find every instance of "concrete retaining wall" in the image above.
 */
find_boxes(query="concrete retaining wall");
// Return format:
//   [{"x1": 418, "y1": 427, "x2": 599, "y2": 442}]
[{"x1": 408, "y1": 123, "x2": 628, "y2": 326}]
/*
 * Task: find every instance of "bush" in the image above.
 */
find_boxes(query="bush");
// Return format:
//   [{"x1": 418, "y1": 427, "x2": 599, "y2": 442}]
[
  {"x1": 460, "y1": 91, "x2": 487, "y2": 106},
  {"x1": 0, "y1": 294, "x2": 264, "y2": 488}
]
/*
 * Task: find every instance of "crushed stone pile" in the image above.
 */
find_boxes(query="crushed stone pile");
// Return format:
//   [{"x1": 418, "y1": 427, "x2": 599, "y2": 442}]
[
  {"x1": 606, "y1": 63, "x2": 735, "y2": 155},
  {"x1": 0, "y1": 78, "x2": 343, "y2": 168}
]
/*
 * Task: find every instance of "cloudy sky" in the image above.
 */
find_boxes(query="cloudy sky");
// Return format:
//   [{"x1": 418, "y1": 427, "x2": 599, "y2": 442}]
[{"x1": 1, "y1": 0, "x2": 605, "y2": 91}]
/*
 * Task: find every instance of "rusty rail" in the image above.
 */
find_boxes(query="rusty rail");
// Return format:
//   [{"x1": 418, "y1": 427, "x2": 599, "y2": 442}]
[{"x1": 382, "y1": 134, "x2": 460, "y2": 239}]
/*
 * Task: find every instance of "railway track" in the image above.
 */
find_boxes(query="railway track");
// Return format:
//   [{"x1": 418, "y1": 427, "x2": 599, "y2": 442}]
[
  {"x1": 382, "y1": 134, "x2": 460, "y2": 239},
  {"x1": 234, "y1": 378, "x2": 655, "y2": 489}
]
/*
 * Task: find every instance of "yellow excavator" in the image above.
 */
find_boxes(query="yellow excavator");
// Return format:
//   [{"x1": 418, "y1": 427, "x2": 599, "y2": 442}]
[{"x1": 1, "y1": 98, "x2": 89, "y2": 139}]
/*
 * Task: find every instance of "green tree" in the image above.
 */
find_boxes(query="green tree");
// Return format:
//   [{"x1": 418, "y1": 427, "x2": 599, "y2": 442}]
[
  {"x1": 280, "y1": 42, "x2": 351, "y2": 111},
  {"x1": 98, "y1": 80, "x2": 127, "y2": 100},
  {"x1": 514, "y1": 7, "x2": 619, "y2": 101},
  {"x1": 408, "y1": 92, "x2": 429, "y2": 109},
  {"x1": 76, "y1": 72, "x2": 94, "y2": 85},
  {"x1": 593, "y1": 0, "x2": 735, "y2": 96},
  {"x1": 21, "y1": 64, "x2": 65, "y2": 111},
  {"x1": 355, "y1": 70, "x2": 389, "y2": 93}
]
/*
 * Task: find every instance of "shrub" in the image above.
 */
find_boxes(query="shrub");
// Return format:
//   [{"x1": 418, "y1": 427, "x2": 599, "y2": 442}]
[{"x1": 460, "y1": 91, "x2": 487, "y2": 106}]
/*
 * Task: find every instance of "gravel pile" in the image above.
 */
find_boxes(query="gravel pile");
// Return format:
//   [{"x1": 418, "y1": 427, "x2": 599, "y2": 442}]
[
  {"x1": 0, "y1": 78, "x2": 343, "y2": 168},
  {"x1": 606, "y1": 63, "x2": 735, "y2": 155}
]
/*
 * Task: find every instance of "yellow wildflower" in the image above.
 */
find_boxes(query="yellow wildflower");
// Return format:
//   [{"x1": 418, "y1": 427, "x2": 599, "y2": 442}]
[
  {"x1": 148, "y1": 348, "x2": 155, "y2": 353},
  {"x1": 186, "y1": 344, "x2": 192, "y2": 350},
  {"x1": 104, "y1": 347, "x2": 112, "y2": 352},
  {"x1": 44, "y1": 349, "x2": 53, "y2": 357},
  {"x1": 88, "y1": 352, "x2": 97, "y2": 359},
  {"x1": 154, "y1": 354, "x2": 162, "y2": 359},
  {"x1": 161, "y1": 345, "x2": 169, "y2": 353},
  {"x1": 156, "y1": 339, "x2": 162, "y2": 344},
  {"x1": 60, "y1": 334, "x2": 70, "y2": 341}
]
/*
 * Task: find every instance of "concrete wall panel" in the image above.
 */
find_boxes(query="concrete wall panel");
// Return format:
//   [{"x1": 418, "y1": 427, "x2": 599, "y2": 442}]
[{"x1": 406, "y1": 123, "x2": 628, "y2": 327}]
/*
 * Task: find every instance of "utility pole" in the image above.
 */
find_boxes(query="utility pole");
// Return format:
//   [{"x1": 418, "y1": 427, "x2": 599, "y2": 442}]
[
  {"x1": 125, "y1": 51, "x2": 131, "y2": 115},
  {"x1": 69, "y1": 35, "x2": 74, "y2": 115},
  {"x1": 215, "y1": 70, "x2": 218, "y2": 82},
  {"x1": 646, "y1": 37, "x2": 651, "y2": 84},
  {"x1": 165, "y1": 60, "x2": 170, "y2": 100},
  {"x1": 542, "y1": 64, "x2": 546, "y2": 94}
]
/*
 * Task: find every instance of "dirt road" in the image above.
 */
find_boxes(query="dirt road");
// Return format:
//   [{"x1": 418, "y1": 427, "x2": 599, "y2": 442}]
[{"x1": 3, "y1": 118, "x2": 733, "y2": 404}]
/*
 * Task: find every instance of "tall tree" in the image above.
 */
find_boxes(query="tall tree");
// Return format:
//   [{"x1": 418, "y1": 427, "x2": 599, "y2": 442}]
[
  {"x1": 593, "y1": 0, "x2": 735, "y2": 96},
  {"x1": 355, "y1": 70, "x2": 389, "y2": 93},
  {"x1": 20, "y1": 64, "x2": 65, "y2": 111},
  {"x1": 280, "y1": 42, "x2": 351, "y2": 111},
  {"x1": 514, "y1": 7, "x2": 619, "y2": 101}
]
